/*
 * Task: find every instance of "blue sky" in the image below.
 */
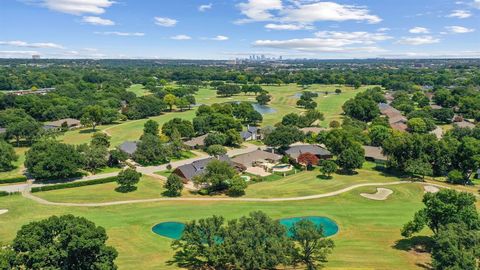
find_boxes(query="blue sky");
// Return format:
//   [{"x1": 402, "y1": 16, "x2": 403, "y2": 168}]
[{"x1": 0, "y1": 0, "x2": 479, "y2": 59}]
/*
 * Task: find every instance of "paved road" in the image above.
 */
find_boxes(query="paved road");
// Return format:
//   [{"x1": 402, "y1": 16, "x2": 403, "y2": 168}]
[{"x1": 0, "y1": 143, "x2": 263, "y2": 193}]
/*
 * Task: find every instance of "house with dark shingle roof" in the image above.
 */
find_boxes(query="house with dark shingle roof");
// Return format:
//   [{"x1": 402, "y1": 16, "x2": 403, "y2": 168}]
[
  {"x1": 240, "y1": 126, "x2": 262, "y2": 141},
  {"x1": 118, "y1": 141, "x2": 138, "y2": 156},
  {"x1": 285, "y1": 144, "x2": 332, "y2": 161},
  {"x1": 173, "y1": 155, "x2": 243, "y2": 182},
  {"x1": 231, "y1": 149, "x2": 282, "y2": 168},
  {"x1": 378, "y1": 103, "x2": 408, "y2": 132},
  {"x1": 44, "y1": 118, "x2": 81, "y2": 129}
]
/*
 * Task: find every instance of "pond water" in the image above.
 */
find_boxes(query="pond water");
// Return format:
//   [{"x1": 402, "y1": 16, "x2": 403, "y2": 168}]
[
  {"x1": 252, "y1": 103, "x2": 276, "y2": 114},
  {"x1": 152, "y1": 216, "x2": 338, "y2": 240}
]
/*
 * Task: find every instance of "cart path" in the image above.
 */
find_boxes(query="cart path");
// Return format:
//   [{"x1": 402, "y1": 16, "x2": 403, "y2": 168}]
[{"x1": 22, "y1": 181, "x2": 470, "y2": 207}]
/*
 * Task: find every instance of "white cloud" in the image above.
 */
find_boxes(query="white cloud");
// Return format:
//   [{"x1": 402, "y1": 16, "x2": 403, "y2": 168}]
[
  {"x1": 253, "y1": 30, "x2": 391, "y2": 53},
  {"x1": 0, "y1": 50, "x2": 40, "y2": 57},
  {"x1": 377, "y1": 27, "x2": 391, "y2": 32},
  {"x1": 154, "y1": 17, "x2": 178, "y2": 27},
  {"x1": 94, "y1": 31, "x2": 145, "y2": 36},
  {"x1": 199, "y1": 3, "x2": 212, "y2": 12},
  {"x1": 237, "y1": 0, "x2": 381, "y2": 24},
  {"x1": 397, "y1": 36, "x2": 440, "y2": 45},
  {"x1": 447, "y1": 10, "x2": 472, "y2": 18},
  {"x1": 445, "y1": 25, "x2": 475, "y2": 33},
  {"x1": 170, "y1": 35, "x2": 192, "y2": 40},
  {"x1": 0, "y1": 40, "x2": 64, "y2": 49},
  {"x1": 40, "y1": 0, "x2": 114, "y2": 15},
  {"x1": 472, "y1": 0, "x2": 480, "y2": 8},
  {"x1": 211, "y1": 35, "x2": 229, "y2": 41},
  {"x1": 237, "y1": 0, "x2": 283, "y2": 22},
  {"x1": 265, "y1": 23, "x2": 313, "y2": 30},
  {"x1": 409, "y1": 27, "x2": 429, "y2": 34},
  {"x1": 81, "y1": 16, "x2": 114, "y2": 25}
]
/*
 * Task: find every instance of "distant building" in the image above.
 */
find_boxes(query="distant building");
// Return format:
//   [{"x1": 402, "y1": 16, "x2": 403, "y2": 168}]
[
  {"x1": 454, "y1": 121, "x2": 475, "y2": 129},
  {"x1": 8, "y1": 88, "x2": 55, "y2": 96},
  {"x1": 231, "y1": 150, "x2": 282, "y2": 168},
  {"x1": 32, "y1": 54, "x2": 41, "y2": 60},
  {"x1": 118, "y1": 141, "x2": 138, "y2": 156}
]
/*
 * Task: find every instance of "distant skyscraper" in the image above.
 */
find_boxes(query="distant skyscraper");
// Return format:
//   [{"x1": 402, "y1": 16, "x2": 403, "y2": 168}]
[{"x1": 32, "y1": 54, "x2": 41, "y2": 60}]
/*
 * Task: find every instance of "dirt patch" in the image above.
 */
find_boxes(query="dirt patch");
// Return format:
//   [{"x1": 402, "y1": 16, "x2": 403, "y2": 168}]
[
  {"x1": 424, "y1": 185, "x2": 440, "y2": 193},
  {"x1": 0, "y1": 209, "x2": 8, "y2": 215},
  {"x1": 360, "y1": 188, "x2": 393, "y2": 200}
]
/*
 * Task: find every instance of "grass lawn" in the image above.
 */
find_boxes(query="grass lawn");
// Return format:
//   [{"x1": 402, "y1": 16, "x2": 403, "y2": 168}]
[
  {"x1": 0, "y1": 147, "x2": 27, "y2": 180},
  {"x1": 245, "y1": 166, "x2": 404, "y2": 198},
  {"x1": 0, "y1": 184, "x2": 431, "y2": 269},
  {"x1": 127, "y1": 84, "x2": 151, "y2": 97},
  {"x1": 35, "y1": 175, "x2": 167, "y2": 203}
]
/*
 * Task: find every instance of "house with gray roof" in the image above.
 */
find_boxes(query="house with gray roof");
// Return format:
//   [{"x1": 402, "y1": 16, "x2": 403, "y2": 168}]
[
  {"x1": 173, "y1": 155, "x2": 242, "y2": 182},
  {"x1": 44, "y1": 118, "x2": 81, "y2": 129},
  {"x1": 231, "y1": 149, "x2": 282, "y2": 168},
  {"x1": 240, "y1": 126, "x2": 262, "y2": 141},
  {"x1": 285, "y1": 144, "x2": 332, "y2": 161},
  {"x1": 118, "y1": 141, "x2": 138, "y2": 156},
  {"x1": 362, "y1": 146, "x2": 388, "y2": 163},
  {"x1": 378, "y1": 103, "x2": 408, "y2": 132}
]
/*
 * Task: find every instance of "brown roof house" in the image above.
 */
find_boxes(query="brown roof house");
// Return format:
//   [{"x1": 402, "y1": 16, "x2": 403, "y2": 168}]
[
  {"x1": 378, "y1": 103, "x2": 408, "y2": 132},
  {"x1": 231, "y1": 149, "x2": 282, "y2": 168},
  {"x1": 362, "y1": 146, "x2": 388, "y2": 164},
  {"x1": 43, "y1": 118, "x2": 81, "y2": 131},
  {"x1": 184, "y1": 134, "x2": 208, "y2": 149},
  {"x1": 173, "y1": 155, "x2": 245, "y2": 183}
]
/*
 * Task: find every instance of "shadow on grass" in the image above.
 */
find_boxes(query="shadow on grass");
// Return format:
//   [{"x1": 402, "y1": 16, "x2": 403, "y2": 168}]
[
  {"x1": 115, "y1": 186, "x2": 138, "y2": 193},
  {"x1": 393, "y1": 235, "x2": 434, "y2": 253},
  {"x1": 79, "y1": 129, "x2": 97, "y2": 134},
  {"x1": 316, "y1": 174, "x2": 333, "y2": 180}
]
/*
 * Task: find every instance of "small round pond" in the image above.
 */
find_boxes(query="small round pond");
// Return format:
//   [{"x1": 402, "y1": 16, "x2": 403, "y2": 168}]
[{"x1": 152, "y1": 216, "x2": 338, "y2": 240}]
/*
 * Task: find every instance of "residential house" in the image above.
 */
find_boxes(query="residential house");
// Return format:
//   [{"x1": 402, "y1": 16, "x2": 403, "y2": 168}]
[
  {"x1": 378, "y1": 103, "x2": 408, "y2": 132},
  {"x1": 184, "y1": 134, "x2": 208, "y2": 149},
  {"x1": 231, "y1": 149, "x2": 282, "y2": 168},
  {"x1": 118, "y1": 141, "x2": 138, "y2": 156},
  {"x1": 362, "y1": 146, "x2": 388, "y2": 164},
  {"x1": 240, "y1": 126, "x2": 262, "y2": 141},
  {"x1": 43, "y1": 118, "x2": 81, "y2": 131},
  {"x1": 454, "y1": 121, "x2": 475, "y2": 129},
  {"x1": 173, "y1": 155, "x2": 244, "y2": 182},
  {"x1": 285, "y1": 144, "x2": 332, "y2": 161}
]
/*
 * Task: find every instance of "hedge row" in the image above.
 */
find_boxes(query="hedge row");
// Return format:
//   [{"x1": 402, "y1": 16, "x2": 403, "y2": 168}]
[
  {"x1": 31, "y1": 176, "x2": 118, "y2": 193},
  {"x1": 0, "y1": 176, "x2": 28, "y2": 184},
  {"x1": 0, "y1": 191, "x2": 20, "y2": 197}
]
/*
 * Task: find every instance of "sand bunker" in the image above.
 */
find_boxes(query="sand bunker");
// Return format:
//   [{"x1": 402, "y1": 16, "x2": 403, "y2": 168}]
[
  {"x1": 360, "y1": 188, "x2": 393, "y2": 201},
  {"x1": 424, "y1": 185, "x2": 440, "y2": 193},
  {"x1": 0, "y1": 209, "x2": 8, "y2": 215}
]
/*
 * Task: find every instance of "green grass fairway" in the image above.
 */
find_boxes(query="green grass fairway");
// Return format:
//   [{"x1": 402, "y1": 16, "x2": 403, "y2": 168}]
[
  {"x1": 245, "y1": 166, "x2": 403, "y2": 198},
  {"x1": 36, "y1": 175, "x2": 168, "y2": 203},
  {"x1": 127, "y1": 84, "x2": 151, "y2": 97},
  {"x1": 0, "y1": 147, "x2": 27, "y2": 180},
  {"x1": 0, "y1": 184, "x2": 430, "y2": 269}
]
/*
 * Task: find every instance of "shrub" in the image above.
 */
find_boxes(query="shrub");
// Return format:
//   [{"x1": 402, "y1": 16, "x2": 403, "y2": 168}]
[
  {"x1": 0, "y1": 176, "x2": 27, "y2": 184},
  {"x1": 31, "y1": 176, "x2": 117, "y2": 193}
]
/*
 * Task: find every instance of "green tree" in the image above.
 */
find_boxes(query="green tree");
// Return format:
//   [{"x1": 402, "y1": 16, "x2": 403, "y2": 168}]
[
  {"x1": 0, "y1": 140, "x2": 18, "y2": 171},
  {"x1": 80, "y1": 144, "x2": 108, "y2": 174},
  {"x1": 193, "y1": 160, "x2": 237, "y2": 192},
  {"x1": 264, "y1": 126, "x2": 304, "y2": 150},
  {"x1": 3, "y1": 215, "x2": 117, "y2": 269},
  {"x1": 256, "y1": 92, "x2": 272, "y2": 105},
  {"x1": 342, "y1": 97, "x2": 379, "y2": 122},
  {"x1": 446, "y1": 169, "x2": 465, "y2": 184},
  {"x1": 164, "y1": 173, "x2": 184, "y2": 197},
  {"x1": 164, "y1": 94, "x2": 177, "y2": 111},
  {"x1": 81, "y1": 105, "x2": 105, "y2": 131},
  {"x1": 206, "y1": 144, "x2": 227, "y2": 157},
  {"x1": 368, "y1": 125, "x2": 392, "y2": 146},
  {"x1": 143, "y1": 119, "x2": 159, "y2": 136},
  {"x1": 108, "y1": 148, "x2": 128, "y2": 167},
  {"x1": 116, "y1": 168, "x2": 141, "y2": 192},
  {"x1": 133, "y1": 134, "x2": 172, "y2": 165},
  {"x1": 6, "y1": 118, "x2": 41, "y2": 146},
  {"x1": 404, "y1": 159, "x2": 433, "y2": 179},
  {"x1": 225, "y1": 129, "x2": 242, "y2": 146},
  {"x1": 205, "y1": 132, "x2": 228, "y2": 147},
  {"x1": 401, "y1": 190, "x2": 479, "y2": 237},
  {"x1": 336, "y1": 144, "x2": 365, "y2": 173},
  {"x1": 221, "y1": 211, "x2": 294, "y2": 269},
  {"x1": 162, "y1": 118, "x2": 194, "y2": 138},
  {"x1": 319, "y1": 160, "x2": 337, "y2": 178},
  {"x1": 25, "y1": 140, "x2": 82, "y2": 180},
  {"x1": 291, "y1": 219, "x2": 335, "y2": 270},
  {"x1": 91, "y1": 132, "x2": 111, "y2": 148},
  {"x1": 227, "y1": 175, "x2": 247, "y2": 197},
  {"x1": 407, "y1": 118, "x2": 428, "y2": 133},
  {"x1": 431, "y1": 223, "x2": 480, "y2": 270}
]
